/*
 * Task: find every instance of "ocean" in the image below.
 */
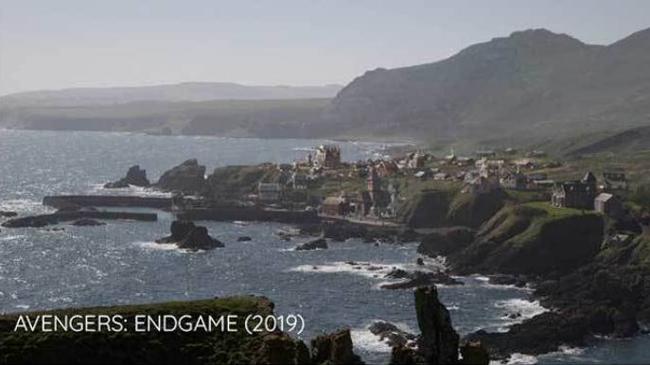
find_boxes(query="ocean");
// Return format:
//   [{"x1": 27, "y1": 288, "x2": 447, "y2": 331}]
[{"x1": 0, "y1": 129, "x2": 648, "y2": 364}]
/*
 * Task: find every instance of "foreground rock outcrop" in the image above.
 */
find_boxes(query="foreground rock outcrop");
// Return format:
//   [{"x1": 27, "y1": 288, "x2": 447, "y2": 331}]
[
  {"x1": 0, "y1": 295, "x2": 366, "y2": 365},
  {"x1": 104, "y1": 165, "x2": 150, "y2": 188},
  {"x1": 156, "y1": 220, "x2": 224, "y2": 250},
  {"x1": 155, "y1": 159, "x2": 207, "y2": 194}
]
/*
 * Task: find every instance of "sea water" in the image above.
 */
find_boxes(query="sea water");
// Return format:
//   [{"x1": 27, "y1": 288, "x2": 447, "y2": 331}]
[{"x1": 0, "y1": 129, "x2": 648, "y2": 364}]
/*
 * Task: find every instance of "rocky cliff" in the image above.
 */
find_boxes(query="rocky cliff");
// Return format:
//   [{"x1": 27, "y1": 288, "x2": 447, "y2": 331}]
[{"x1": 419, "y1": 203, "x2": 604, "y2": 276}]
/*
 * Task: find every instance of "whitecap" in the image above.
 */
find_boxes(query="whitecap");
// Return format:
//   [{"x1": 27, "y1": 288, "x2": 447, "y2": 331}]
[
  {"x1": 88, "y1": 183, "x2": 171, "y2": 197},
  {"x1": 0, "y1": 199, "x2": 53, "y2": 214},
  {"x1": 288, "y1": 261, "x2": 411, "y2": 280},
  {"x1": 506, "y1": 353, "x2": 538, "y2": 364},
  {"x1": 0, "y1": 235, "x2": 24, "y2": 241},
  {"x1": 14, "y1": 304, "x2": 30, "y2": 310},
  {"x1": 133, "y1": 241, "x2": 179, "y2": 251},
  {"x1": 350, "y1": 328, "x2": 392, "y2": 353},
  {"x1": 494, "y1": 298, "x2": 548, "y2": 331}
]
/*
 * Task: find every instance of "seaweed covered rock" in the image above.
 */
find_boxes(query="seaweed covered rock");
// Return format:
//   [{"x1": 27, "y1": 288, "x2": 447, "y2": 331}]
[
  {"x1": 104, "y1": 165, "x2": 150, "y2": 188},
  {"x1": 156, "y1": 159, "x2": 206, "y2": 194}
]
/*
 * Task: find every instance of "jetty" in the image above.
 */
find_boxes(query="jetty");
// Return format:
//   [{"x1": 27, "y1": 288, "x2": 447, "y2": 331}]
[
  {"x1": 2, "y1": 211, "x2": 158, "y2": 228},
  {"x1": 43, "y1": 195, "x2": 171, "y2": 210}
]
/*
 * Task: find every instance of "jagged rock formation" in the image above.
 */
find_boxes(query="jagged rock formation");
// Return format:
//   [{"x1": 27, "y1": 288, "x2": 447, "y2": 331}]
[
  {"x1": 156, "y1": 220, "x2": 224, "y2": 250},
  {"x1": 390, "y1": 286, "x2": 488, "y2": 365},
  {"x1": 0, "y1": 211, "x2": 17, "y2": 218},
  {"x1": 155, "y1": 159, "x2": 206, "y2": 194},
  {"x1": 368, "y1": 321, "x2": 417, "y2": 348},
  {"x1": 104, "y1": 165, "x2": 150, "y2": 188}
]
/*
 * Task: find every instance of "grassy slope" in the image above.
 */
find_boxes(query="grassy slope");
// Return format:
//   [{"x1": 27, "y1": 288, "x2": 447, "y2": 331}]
[{"x1": 448, "y1": 202, "x2": 604, "y2": 275}]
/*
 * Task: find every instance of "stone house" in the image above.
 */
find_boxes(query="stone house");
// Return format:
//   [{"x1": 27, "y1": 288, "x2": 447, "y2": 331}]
[
  {"x1": 321, "y1": 195, "x2": 349, "y2": 216},
  {"x1": 258, "y1": 183, "x2": 282, "y2": 202},
  {"x1": 551, "y1": 172, "x2": 597, "y2": 209},
  {"x1": 603, "y1": 171, "x2": 628, "y2": 191},
  {"x1": 501, "y1": 171, "x2": 528, "y2": 190},
  {"x1": 594, "y1": 193, "x2": 624, "y2": 218},
  {"x1": 314, "y1": 145, "x2": 341, "y2": 169}
]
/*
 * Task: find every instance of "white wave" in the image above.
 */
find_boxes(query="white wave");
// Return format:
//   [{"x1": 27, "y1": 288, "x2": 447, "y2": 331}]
[
  {"x1": 292, "y1": 147, "x2": 315, "y2": 152},
  {"x1": 507, "y1": 353, "x2": 538, "y2": 364},
  {"x1": 494, "y1": 298, "x2": 548, "y2": 331},
  {"x1": 14, "y1": 304, "x2": 30, "y2": 310},
  {"x1": 352, "y1": 320, "x2": 416, "y2": 353},
  {"x1": 350, "y1": 328, "x2": 392, "y2": 353},
  {"x1": 88, "y1": 183, "x2": 171, "y2": 197},
  {"x1": 133, "y1": 241, "x2": 179, "y2": 251},
  {"x1": 0, "y1": 199, "x2": 53, "y2": 214},
  {"x1": 288, "y1": 261, "x2": 411, "y2": 280},
  {"x1": 473, "y1": 275, "x2": 490, "y2": 282},
  {"x1": 48, "y1": 296, "x2": 73, "y2": 304},
  {"x1": 557, "y1": 345, "x2": 585, "y2": 355},
  {"x1": 0, "y1": 235, "x2": 24, "y2": 241}
]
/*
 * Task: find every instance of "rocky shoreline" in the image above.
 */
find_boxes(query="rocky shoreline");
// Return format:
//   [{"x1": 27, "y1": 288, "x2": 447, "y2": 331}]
[
  {"x1": 417, "y1": 209, "x2": 650, "y2": 361},
  {"x1": 3, "y1": 157, "x2": 648, "y2": 363}
]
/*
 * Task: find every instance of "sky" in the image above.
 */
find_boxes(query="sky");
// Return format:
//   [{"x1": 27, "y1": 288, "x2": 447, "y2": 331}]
[{"x1": 0, "y1": 0, "x2": 649, "y2": 95}]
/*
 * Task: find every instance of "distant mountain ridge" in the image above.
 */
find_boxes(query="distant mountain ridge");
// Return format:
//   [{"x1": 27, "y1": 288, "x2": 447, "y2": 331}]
[
  {"x1": 0, "y1": 82, "x2": 343, "y2": 107},
  {"x1": 323, "y1": 28, "x2": 650, "y2": 145},
  {"x1": 2, "y1": 27, "x2": 650, "y2": 149}
]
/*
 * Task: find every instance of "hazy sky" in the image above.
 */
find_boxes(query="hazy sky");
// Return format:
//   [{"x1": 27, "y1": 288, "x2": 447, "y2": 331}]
[{"x1": 1, "y1": 0, "x2": 649, "y2": 95}]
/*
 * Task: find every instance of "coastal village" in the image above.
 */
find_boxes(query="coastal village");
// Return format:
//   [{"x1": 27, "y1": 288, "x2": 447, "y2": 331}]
[{"x1": 163, "y1": 143, "x2": 642, "y2": 234}]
